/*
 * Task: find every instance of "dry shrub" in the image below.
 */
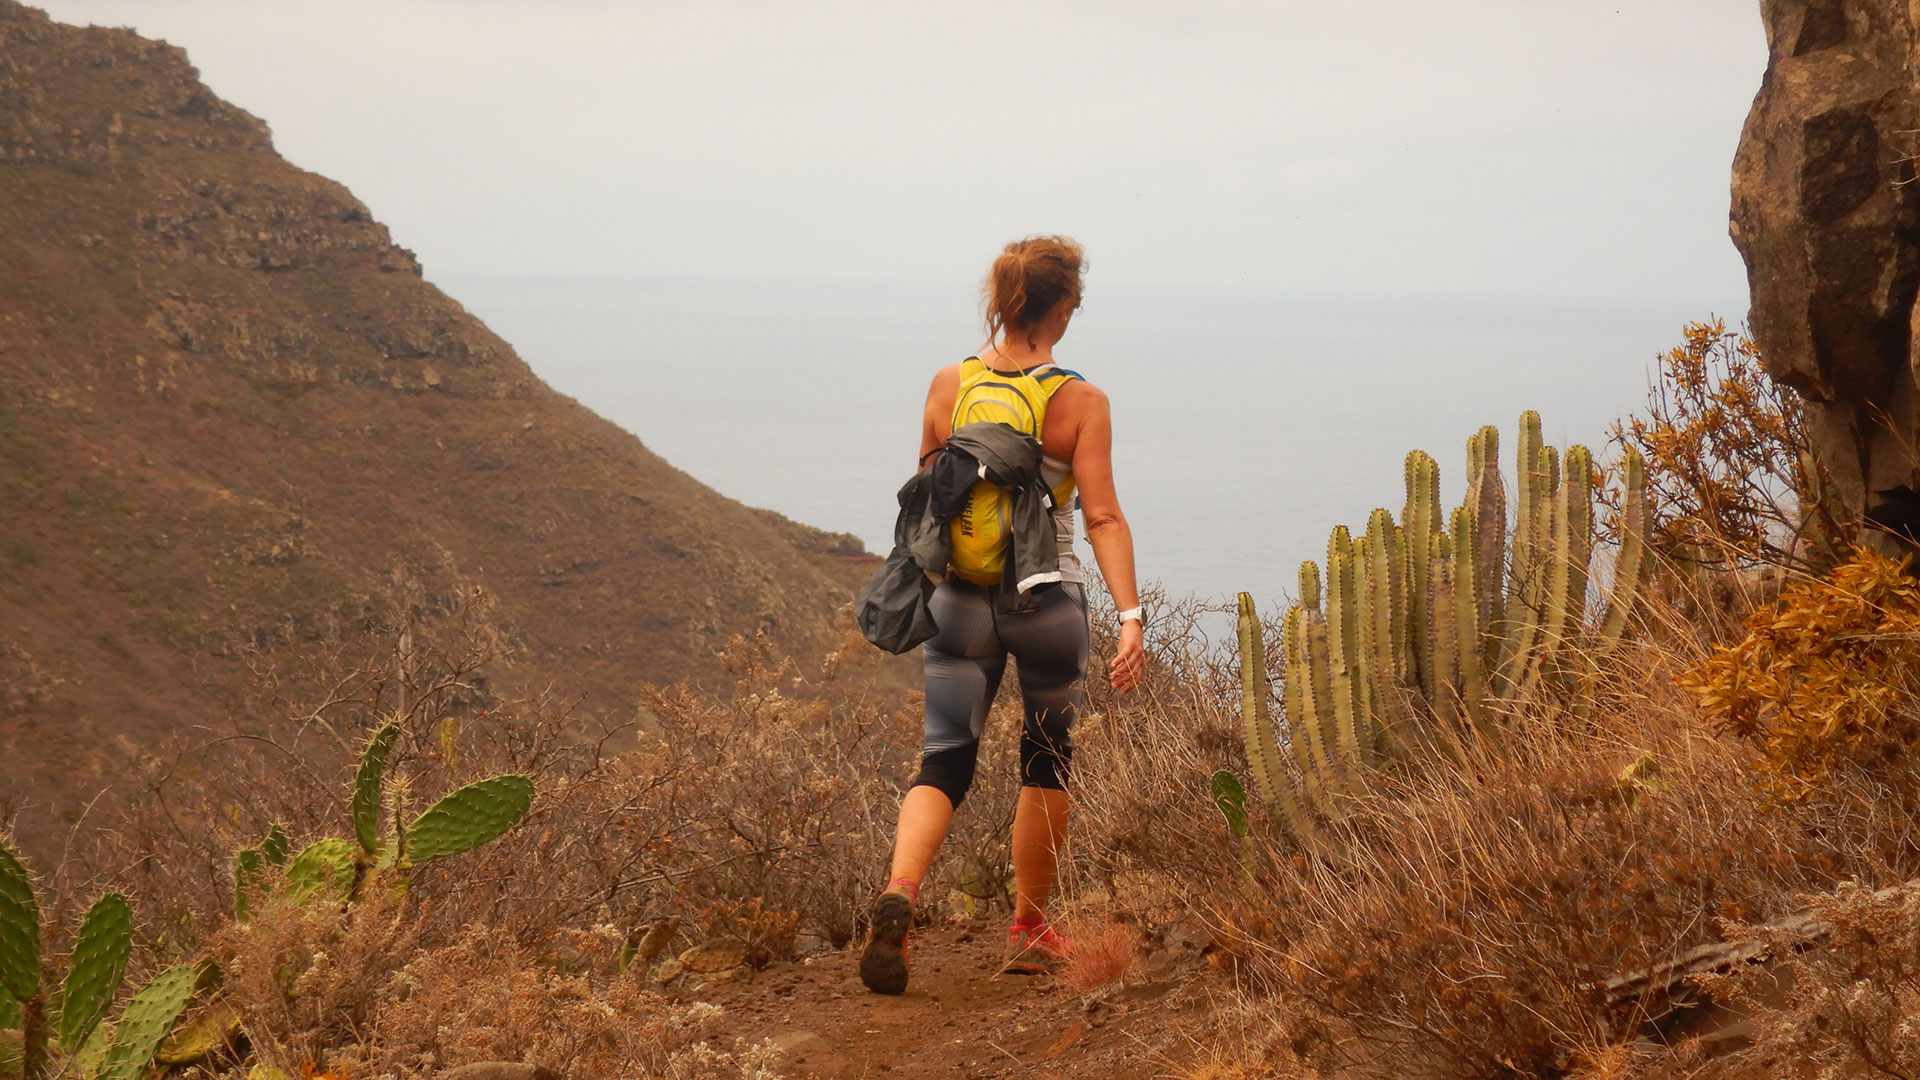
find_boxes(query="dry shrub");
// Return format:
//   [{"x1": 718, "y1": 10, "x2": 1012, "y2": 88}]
[
  {"x1": 1069, "y1": 585, "x2": 1247, "y2": 916},
  {"x1": 1686, "y1": 546, "x2": 1920, "y2": 798},
  {"x1": 1210, "y1": 615, "x2": 1920, "y2": 1080},
  {"x1": 1697, "y1": 880, "x2": 1920, "y2": 1079},
  {"x1": 68, "y1": 598, "x2": 1033, "y2": 993},
  {"x1": 216, "y1": 894, "x2": 782, "y2": 1080},
  {"x1": 1611, "y1": 319, "x2": 1844, "y2": 574},
  {"x1": 213, "y1": 888, "x2": 425, "y2": 1071}
]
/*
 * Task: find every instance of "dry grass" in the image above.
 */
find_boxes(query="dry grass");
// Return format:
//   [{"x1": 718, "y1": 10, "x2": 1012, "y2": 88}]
[
  {"x1": 213, "y1": 890, "x2": 784, "y2": 1080},
  {"x1": 38, "y1": 507, "x2": 1920, "y2": 1080},
  {"x1": 1160, "y1": 578, "x2": 1920, "y2": 1079},
  {"x1": 1058, "y1": 920, "x2": 1140, "y2": 995}
]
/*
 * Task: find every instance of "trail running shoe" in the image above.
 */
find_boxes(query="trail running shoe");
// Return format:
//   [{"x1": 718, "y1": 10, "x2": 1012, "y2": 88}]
[
  {"x1": 1000, "y1": 918, "x2": 1074, "y2": 976},
  {"x1": 859, "y1": 888, "x2": 914, "y2": 995}
]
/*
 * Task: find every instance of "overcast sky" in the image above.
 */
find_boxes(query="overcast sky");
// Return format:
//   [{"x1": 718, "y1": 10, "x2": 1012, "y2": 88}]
[{"x1": 40, "y1": 1, "x2": 1765, "y2": 305}]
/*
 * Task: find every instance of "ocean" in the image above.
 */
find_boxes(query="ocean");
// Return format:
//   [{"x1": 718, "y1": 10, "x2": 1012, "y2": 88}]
[{"x1": 441, "y1": 273, "x2": 1741, "y2": 625}]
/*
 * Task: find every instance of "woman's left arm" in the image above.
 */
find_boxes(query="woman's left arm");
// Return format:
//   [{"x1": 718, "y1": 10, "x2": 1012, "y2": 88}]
[{"x1": 1069, "y1": 385, "x2": 1145, "y2": 693}]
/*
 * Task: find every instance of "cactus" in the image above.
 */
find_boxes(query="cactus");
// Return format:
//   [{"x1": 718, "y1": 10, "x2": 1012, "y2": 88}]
[
  {"x1": 1599, "y1": 448, "x2": 1651, "y2": 647},
  {"x1": 406, "y1": 775, "x2": 535, "y2": 863},
  {"x1": 1241, "y1": 594, "x2": 1287, "y2": 806},
  {"x1": 353, "y1": 719, "x2": 402, "y2": 855},
  {"x1": 95, "y1": 964, "x2": 198, "y2": 1080},
  {"x1": 1278, "y1": 604, "x2": 1321, "y2": 796},
  {"x1": 1209, "y1": 769, "x2": 1250, "y2": 838},
  {"x1": 1209, "y1": 769, "x2": 1261, "y2": 897},
  {"x1": 56, "y1": 893, "x2": 132, "y2": 1052},
  {"x1": 1228, "y1": 591, "x2": 1336, "y2": 845},
  {"x1": 243, "y1": 716, "x2": 534, "y2": 913},
  {"x1": 235, "y1": 823, "x2": 293, "y2": 919},
  {"x1": 1294, "y1": 562, "x2": 1338, "y2": 784},
  {"x1": 1425, "y1": 531, "x2": 1458, "y2": 730},
  {"x1": 1238, "y1": 595, "x2": 1321, "y2": 844},
  {"x1": 0, "y1": 842, "x2": 40, "y2": 1004},
  {"x1": 440, "y1": 715, "x2": 462, "y2": 780},
  {"x1": 284, "y1": 838, "x2": 357, "y2": 904},
  {"x1": 1324, "y1": 529, "x2": 1368, "y2": 767},
  {"x1": 1450, "y1": 505, "x2": 1495, "y2": 738},
  {"x1": 260, "y1": 823, "x2": 290, "y2": 866},
  {"x1": 1259, "y1": 412, "x2": 1652, "y2": 801},
  {"x1": 1403, "y1": 450, "x2": 1443, "y2": 700},
  {"x1": 1360, "y1": 509, "x2": 1402, "y2": 733},
  {"x1": 154, "y1": 1001, "x2": 243, "y2": 1066},
  {"x1": 0, "y1": 841, "x2": 197, "y2": 1080},
  {"x1": 1469, "y1": 427, "x2": 1507, "y2": 673}
]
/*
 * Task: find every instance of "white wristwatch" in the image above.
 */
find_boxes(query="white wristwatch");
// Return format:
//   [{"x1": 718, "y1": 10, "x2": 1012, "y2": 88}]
[{"x1": 1116, "y1": 606, "x2": 1143, "y2": 626}]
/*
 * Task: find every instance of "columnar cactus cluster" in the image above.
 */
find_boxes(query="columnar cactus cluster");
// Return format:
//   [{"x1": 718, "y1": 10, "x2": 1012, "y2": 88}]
[
  {"x1": 233, "y1": 717, "x2": 536, "y2": 917},
  {"x1": 1241, "y1": 413, "x2": 1652, "y2": 830},
  {"x1": 0, "y1": 841, "x2": 200, "y2": 1080}
]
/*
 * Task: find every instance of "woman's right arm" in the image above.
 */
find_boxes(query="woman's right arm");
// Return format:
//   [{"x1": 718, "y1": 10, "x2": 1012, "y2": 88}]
[{"x1": 919, "y1": 365, "x2": 958, "y2": 466}]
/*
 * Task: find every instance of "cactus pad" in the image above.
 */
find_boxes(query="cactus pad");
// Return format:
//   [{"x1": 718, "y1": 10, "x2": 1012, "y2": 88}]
[
  {"x1": 0, "y1": 841, "x2": 40, "y2": 1003},
  {"x1": 1208, "y1": 770, "x2": 1250, "y2": 838},
  {"x1": 285, "y1": 839, "x2": 357, "y2": 904},
  {"x1": 233, "y1": 847, "x2": 265, "y2": 920},
  {"x1": 97, "y1": 963, "x2": 198, "y2": 1080},
  {"x1": 153, "y1": 1001, "x2": 243, "y2": 1066},
  {"x1": 406, "y1": 774, "x2": 535, "y2": 862},
  {"x1": 56, "y1": 892, "x2": 132, "y2": 1051},
  {"x1": 260, "y1": 823, "x2": 291, "y2": 867},
  {"x1": 353, "y1": 720, "x2": 403, "y2": 855}
]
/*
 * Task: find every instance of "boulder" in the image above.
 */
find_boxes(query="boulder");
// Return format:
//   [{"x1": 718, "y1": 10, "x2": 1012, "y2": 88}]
[{"x1": 1732, "y1": 0, "x2": 1920, "y2": 526}]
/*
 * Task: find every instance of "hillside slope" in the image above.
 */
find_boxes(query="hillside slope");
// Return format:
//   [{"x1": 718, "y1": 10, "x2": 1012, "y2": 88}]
[{"x1": 0, "y1": 2, "x2": 879, "y2": 830}]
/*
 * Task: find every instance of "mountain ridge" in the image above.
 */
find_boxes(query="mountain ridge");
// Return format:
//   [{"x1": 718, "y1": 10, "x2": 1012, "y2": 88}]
[{"x1": 0, "y1": 1, "x2": 882, "y2": 838}]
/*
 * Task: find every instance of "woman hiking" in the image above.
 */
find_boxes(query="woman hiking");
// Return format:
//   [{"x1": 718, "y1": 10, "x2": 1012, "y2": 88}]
[{"x1": 859, "y1": 235, "x2": 1145, "y2": 995}]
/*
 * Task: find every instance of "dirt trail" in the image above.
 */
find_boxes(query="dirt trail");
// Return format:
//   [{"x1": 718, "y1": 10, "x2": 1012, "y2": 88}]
[{"x1": 689, "y1": 920, "x2": 1221, "y2": 1079}]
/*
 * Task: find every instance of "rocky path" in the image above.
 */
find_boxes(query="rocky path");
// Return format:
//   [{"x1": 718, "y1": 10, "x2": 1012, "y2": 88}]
[{"x1": 687, "y1": 920, "x2": 1223, "y2": 1079}]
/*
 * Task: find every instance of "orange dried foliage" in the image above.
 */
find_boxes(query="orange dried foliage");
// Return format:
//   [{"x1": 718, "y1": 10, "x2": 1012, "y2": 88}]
[
  {"x1": 1612, "y1": 319, "x2": 1843, "y2": 572},
  {"x1": 1684, "y1": 547, "x2": 1920, "y2": 795},
  {"x1": 1059, "y1": 922, "x2": 1137, "y2": 995}
]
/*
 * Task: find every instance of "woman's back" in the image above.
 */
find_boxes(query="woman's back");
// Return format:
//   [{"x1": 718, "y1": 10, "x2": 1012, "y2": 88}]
[{"x1": 921, "y1": 359, "x2": 1096, "y2": 469}]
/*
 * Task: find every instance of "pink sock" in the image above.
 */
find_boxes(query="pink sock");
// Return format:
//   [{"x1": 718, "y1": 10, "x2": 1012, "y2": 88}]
[
  {"x1": 886, "y1": 877, "x2": 920, "y2": 904},
  {"x1": 1012, "y1": 913, "x2": 1044, "y2": 928}
]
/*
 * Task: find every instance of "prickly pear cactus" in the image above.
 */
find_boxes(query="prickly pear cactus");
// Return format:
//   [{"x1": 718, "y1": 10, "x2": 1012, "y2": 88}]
[
  {"x1": 1208, "y1": 770, "x2": 1250, "y2": 838},
  {"x1": 56, "y1": 892, "x2": 132, "y2": 1052},
  {"x1": 260, "y1": 823, "x2": 290, "y2": 866},
  {"x1": 406, "y1": 775, "x2": 534, "y2": 863},
  {"x1": 232, "y1": 848, "x2": 265, "y2": 921},
  {"x1": 0, "y1": 840, "x2": 40, "y2": 1003},
  {"x1": 96, "y1": 963, "x2": 198, "y2": 1080},
  {"x1": 284, "y1": 838, "x2": 356, "y2": 903},
  {"x1": 353, "y1": 720, "x2": 403, "y2": 855}
]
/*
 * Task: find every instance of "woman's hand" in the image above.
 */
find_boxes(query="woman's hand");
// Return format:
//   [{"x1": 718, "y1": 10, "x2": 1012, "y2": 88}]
[{"x1": 1109, "y1": 619, "x2": 1146, "y2": 693}]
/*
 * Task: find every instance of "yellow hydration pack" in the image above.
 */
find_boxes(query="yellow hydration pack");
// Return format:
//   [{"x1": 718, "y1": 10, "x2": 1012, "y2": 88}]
[{"x1": 947, "y1": 357, "x2": 1079, "y2": 585}]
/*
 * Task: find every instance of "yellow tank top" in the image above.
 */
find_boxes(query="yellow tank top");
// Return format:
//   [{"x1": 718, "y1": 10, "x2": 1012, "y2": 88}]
[{"x1": 946, "y1": 357, "x2": 1079, "y2": 585}]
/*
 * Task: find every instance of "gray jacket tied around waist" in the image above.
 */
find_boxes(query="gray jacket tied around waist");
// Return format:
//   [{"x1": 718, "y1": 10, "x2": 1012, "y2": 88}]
[{"x1": 856, "y1": 422, "x2": 1062, "y2": 653}]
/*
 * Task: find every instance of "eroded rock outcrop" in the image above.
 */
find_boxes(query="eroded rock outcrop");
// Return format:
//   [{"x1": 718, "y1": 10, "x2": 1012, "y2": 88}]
[{"x1": 1733, "y1": 0, "x2": 1920, "y2": 525}]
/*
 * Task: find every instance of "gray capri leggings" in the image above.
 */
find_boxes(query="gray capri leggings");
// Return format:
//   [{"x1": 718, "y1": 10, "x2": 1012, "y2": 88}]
[{"x1": 910, "y1": 580, "x2": 1089, "y2": 807}]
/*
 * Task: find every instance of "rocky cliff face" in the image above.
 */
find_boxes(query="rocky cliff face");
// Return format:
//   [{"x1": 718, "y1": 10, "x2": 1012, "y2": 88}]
[
  {"x1": 1732, "y1": 0, "x2": 1920, "y2": 526},
  {"x1": 0, "y1": 3, "x2": 881, "y2": 833}
]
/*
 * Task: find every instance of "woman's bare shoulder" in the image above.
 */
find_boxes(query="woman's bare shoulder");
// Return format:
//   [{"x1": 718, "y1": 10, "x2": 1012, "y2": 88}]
[
  {"x1": 1052, "y1": 374, "x2": 1109, "y2": 415},
  {"x1": 926, "y1": 362, "x2": 963, "y2": 401}
]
